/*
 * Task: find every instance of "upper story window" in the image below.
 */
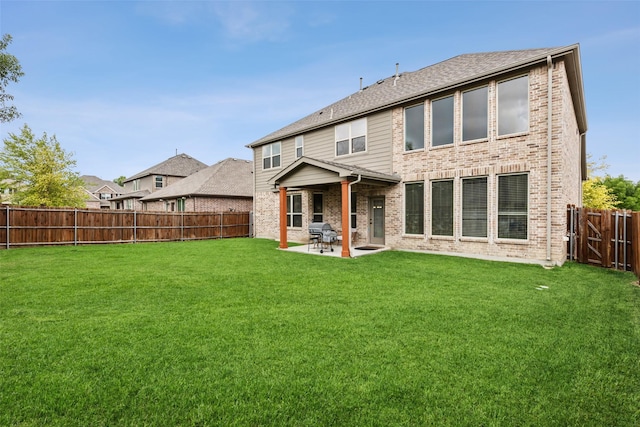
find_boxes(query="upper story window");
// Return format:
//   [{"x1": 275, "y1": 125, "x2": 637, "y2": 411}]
[
  {"x1": 295, "y1": 136, "x2": 304, "y2": 159},
  {"x1": 155, "y1": 176, "x2": 163, "y2": 189},
  {"x1": 262, "y1": 142, "x2": 281, "y2": 170},
  {"x1": 99, "y1": 193, "x2": 112, "y2": 200},
  {"x1": 132, "y1": 179, "x2": 140, "y2": 191},
  {"x1": 431, "y1": 95, "x2": 454, "y2": 147},
  {"x1": 462, "y1": 86, "x2": 488, "y2": 142},
  {"x1": 404, "y1": 104, "x2": 424, "y2": 151},
  {"x1": 498, "y1": 75, "x2": 529, "y2": 136},
  {"x1": 335, "y1": 118, "x2": 366, "y2": 156}
]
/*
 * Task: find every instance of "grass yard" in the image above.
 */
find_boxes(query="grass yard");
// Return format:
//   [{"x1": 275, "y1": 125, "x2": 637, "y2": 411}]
[{"x1": 1, "y1": 238, "x2": 639, "y2": 426}]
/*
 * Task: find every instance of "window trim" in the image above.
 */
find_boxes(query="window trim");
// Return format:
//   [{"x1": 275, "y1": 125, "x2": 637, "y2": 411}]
[
  {"x1": 335, "y1": 118, "x2": 367, "y2": 157},
  {"x1": 496, "y1": 173, "x2": 529, "y2": 241},
  {"x1": 430, "y1": 179, "x2": 454, "y2": 238},
  {"x1": 404, "y1": 181, "x2": 425, "y2": 235},
  {"x1": 497, "y1": 74, "x2": 530, "y2": 138},
  {"x1": 262, "y1": 141, "x2": 282, "y2": 170},
  {"x1": 295, "y1": 135, "x2": 304, "y2": 159},
  {"x1": 404, "y1": 103, "x2": 425, "y2": 152},
  {"x1": 461, "y1": 85, "x2": 489, "y2": 143},
  {"x1": 155, "y1": 175, "x2": 163, "y2": 189},
  {"x1": 430, "y1": 94, "x2": 455, "y2": 148},
  {"x1": 286, "y1": 193, "x2": 302, "y2": 228},
  {"x1": 461, "y1": 176, "x2": 488, "y2": 239}
]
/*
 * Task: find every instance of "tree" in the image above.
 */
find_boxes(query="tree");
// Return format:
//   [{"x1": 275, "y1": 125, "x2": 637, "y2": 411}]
[
  {"x1": 0, "y1": 34, "x2": 24, "y2": 123},
  {"x1": 602, "y1": 175, "x2": 640, "y2": 211},
  {"x1": 113, "y1": 175, "x2": 126, "y2": 186},
  {"x1": 0, "y1": 124, "x2": 86, "y2": 207},
  {"x1": 582, "y1": 154, "x2": 619, "y2": 209}
]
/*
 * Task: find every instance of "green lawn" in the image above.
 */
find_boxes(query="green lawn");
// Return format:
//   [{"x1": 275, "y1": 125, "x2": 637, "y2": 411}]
[{"x1": 1, "y1": 238, "x2": 639, "y2": 426}]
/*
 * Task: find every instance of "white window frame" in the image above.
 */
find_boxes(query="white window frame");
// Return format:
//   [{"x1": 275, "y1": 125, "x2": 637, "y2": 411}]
[
  {"x1": 262, "y1": 142, "x2": 282, "y2": 170},
  {"x1": 497, "y1": 74, "x2": 529, "y2": 137},
  {"x1": 404, "y1": 103, "x2": 425, "y2": 151},
  {"x1": 497, "y1": 173, "x2": 529, "y2": 240},
  {"x1": 462, "y1": 85, "x2": 489, "y2": 142},
  {"x1": 335, "y1": 118, "x2": 367, "y2": 157},
  {"x1": 431, "y1": 95, "x2": 455, "y2": 148},
  {"x1": 295, "y1": 135, "x2": 304, "y2": 159},
  {"x1": 155, "y1": 175, "x2": 163, "y2": 189},
  {"x1": 286, "y1": 193, "x2": 302, "y2": 228}
]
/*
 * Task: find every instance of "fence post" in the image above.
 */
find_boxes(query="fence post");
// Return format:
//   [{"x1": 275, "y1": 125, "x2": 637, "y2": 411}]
[
  {"x1": 5, "y1": 205, "x2": 9, "y2": 250},
  {"x1": 220, "y1": 212, "x2": 224, "y2": 239},
  {"x1": 74, "y1": 208, "x2": 78, "y2": 246},
  {"x1": 134, "y1": 211, "x2": 137, "y2": 243},
  {"x1": 602, "y1": 210, "x2": 613, "y2": 268},
  {"x1": 632, "y1": 212, "x2": 640, "y2": 278}
]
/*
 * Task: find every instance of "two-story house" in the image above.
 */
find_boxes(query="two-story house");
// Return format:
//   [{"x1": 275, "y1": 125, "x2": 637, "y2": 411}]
[
  {"x1": 81, "y1": 175, "x2": 125, "y2": 209},
  {"x1": 110, "y1": 153, "x2": 208, "y2": 210},
  {"x1": 248, "y1": 45, "x2": 587, "y2": 265},
  {"x1": 139, "y1": 158, "x2": 253, "y2": 212}
]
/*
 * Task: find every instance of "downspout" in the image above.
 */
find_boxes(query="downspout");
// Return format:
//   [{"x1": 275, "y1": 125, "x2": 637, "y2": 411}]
[
  {"x1": 348, "y1": 174, "x2": 362, "y2": 255},
  {"x1": 546, "y1": 55, "x2": 553, "y2": 262}
]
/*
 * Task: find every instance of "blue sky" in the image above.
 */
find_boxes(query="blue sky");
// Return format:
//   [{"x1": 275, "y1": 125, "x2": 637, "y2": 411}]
[{"x1": 1, "y1": 0, "x2": 639, "y2": 181}]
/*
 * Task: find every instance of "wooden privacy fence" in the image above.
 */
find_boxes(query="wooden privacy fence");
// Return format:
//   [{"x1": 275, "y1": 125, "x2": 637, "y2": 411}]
[
  {"x1": 567, "y1": 205, "x2": 639, "y2": 277},
  {"x1": 0, "y1": 206, "x2": 252, "y2": 249}
]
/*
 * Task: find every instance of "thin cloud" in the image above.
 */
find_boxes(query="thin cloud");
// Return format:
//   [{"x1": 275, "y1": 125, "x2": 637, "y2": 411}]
[{"x1": 211, "y1": 2, "x2": 294, "y2": 43}]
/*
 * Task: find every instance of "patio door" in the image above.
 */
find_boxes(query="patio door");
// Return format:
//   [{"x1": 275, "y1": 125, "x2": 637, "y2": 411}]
[{"x1": 369, "y1": 197, "x2": 385, "y2": 245}]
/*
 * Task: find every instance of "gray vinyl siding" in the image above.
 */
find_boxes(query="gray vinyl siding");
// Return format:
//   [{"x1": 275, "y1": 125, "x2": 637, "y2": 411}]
[
  {"x1": 253, "y1": 110, "x2": 393, "y2": 192},
  {"x1": 279, "y1": 166, "x2": 344, "y2": 188}
]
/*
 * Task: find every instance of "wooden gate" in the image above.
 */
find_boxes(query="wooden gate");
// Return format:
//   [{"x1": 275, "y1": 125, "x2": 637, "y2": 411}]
[{"x1": 567, "y1": 205, "x2": 639, "y2": 277}]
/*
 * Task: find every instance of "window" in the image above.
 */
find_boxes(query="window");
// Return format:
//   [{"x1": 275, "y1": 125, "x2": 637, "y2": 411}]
[
  {"x1": 431, "y1": 180, "x2": 454, "y2": 236},
  {"x1": 404, "y1": 104, "x2": 424, "y2": 151},
  {"x1": 295, "y1": 136, "x2": 304, "y2": 159},
  {"x1": 336, "y1": 118, "x2": 366, "y2": 156},
  {"x1": 125, "y1": 199, "x2": 133, "y2": 210},
  {"x1": 155, "y1": 176, "x2": 163, "y2": 189},
  {"x1": 498, "y1": 174, "x2": 528, "y2": 239},
  {"x1": 351, "y1": 192, "x2": 357, "y2": 229},
  {"x1": 286, "y1": 194, "x2": 302, "y2": 228},
  {"x1": 177, "y1": 198, "x2": 185, "y2": 212},
  {"x1": 405, "y1": 182, "x2": 424, "y2": 234},
  {"x1": 100, "y1": 193, "x2": 112, "y2": 200},
  {"x1": 462, "y1": 86, "x2": 488, "y2": 141},
  {"x1": 431, "y1": 96, "x2": 454, "y2": 147},
  {"x1": 462, "y1": 177, "x2": 487, "y2": 238},
  {"x1": 498, "y1": 75, "x2": 529, "y2": 136},
  {"x1": 262, "y1": 142, "x2": 281, "y2": 170},
  {"x1": 313, "y1": 193, "x2": 323, "y2": 222},
  {"x1": 132, "y1": 179, "x2": 140, "y2": 191}
]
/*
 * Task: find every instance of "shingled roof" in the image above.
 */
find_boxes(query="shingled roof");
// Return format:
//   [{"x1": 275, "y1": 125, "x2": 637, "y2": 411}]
[
  {"x1": 125, "y1": 153, "x2": 208, "y2": 182},
  {"x1": 248, "y1": 45, "x2": 585, "y2": 147},
  {"x1": 140, "y1": 158, "x2": 253, "y2": 201},
  {"x1": 81, "y1": 175, "x2": 125, "y2": 193}
]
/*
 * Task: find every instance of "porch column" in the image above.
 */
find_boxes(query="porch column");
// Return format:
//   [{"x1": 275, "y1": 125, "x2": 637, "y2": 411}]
[
  {"x1": 279, "y1": 186, "x2": 288, "y2": 249},
  {"x1": 341, "y1": 180, "x2": 351, "y2": 257}
]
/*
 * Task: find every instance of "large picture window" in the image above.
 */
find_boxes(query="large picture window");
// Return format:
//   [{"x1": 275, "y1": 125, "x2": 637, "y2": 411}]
[
  {"x1": 431, "y1": 180, "x2": 454, "y2": 236},
  {"x1": 404, "y1": 104, "x2": 424, "y2": 151},
  {"x1": 462, "y1": 86, "x2": 488, "y2": 141},
  {"x1": 498, "y1": 174, "x2": 528, "y2": 239},
  {"x1": 405, "y1": 182, "x2": 424, "y2": 235},
  {"x1": 262, "y1": 142, "x2": 281, "y2": 170},
  {"x1": 286, "y1": 194, "x2": 302, "y2": 228},
  {"x1": 431, "y1": 96, "x2": 454, "y2": 147},
  {"x1": 462, "y1": 177, "x2": 488, "y2": 238},
  {"x1": 498, "y1": 75, "x2": 529, "y2": 136},
  {"x1": 336, "y1": 118, "x2": 367, "y2": 156}
]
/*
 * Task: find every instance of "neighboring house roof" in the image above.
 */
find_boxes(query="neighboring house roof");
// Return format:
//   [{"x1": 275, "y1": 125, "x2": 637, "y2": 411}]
[
  {"x1": 140, "y1": 158, "x2": 253, "y2": 201},
  {"x1": 248, "y1": 44, "x2": 586, "y2": 148},
  {"x1": 109, "y1": 190, "x2": 150, "y2": 201},
  {"x1": 269, "y1": 157, "x2": 401, "y2": 186},
  {"x1": 124, "y1": 153, "x2": 208, "y2": 182},
  {"x1": 81, "y1": 175, "x2": 126, "y2": 194}
]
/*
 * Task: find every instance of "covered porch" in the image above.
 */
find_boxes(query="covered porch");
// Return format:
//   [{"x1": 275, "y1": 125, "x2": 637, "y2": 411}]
[{"x1": 269, "y1": 157, "x2": 400, "y2": 257}]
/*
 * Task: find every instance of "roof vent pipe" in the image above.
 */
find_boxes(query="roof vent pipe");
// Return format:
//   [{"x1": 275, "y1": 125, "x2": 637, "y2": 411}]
[
  {"x1": 394, "y1": 63, "x2": 400, "y2": 86},
  {"x1": 359, "y1": 77, "x2": 363, "y2": 92}
]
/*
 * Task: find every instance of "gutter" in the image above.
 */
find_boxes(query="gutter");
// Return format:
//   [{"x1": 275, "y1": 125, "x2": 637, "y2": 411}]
[{"x1": 546, "y1": 55, "x2": 553, "y2": 262}]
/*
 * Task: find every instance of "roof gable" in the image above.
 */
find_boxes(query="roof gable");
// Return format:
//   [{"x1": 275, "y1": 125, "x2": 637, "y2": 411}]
[{"x1": 125, "y1": 153, "x2": 208, "y2": 182}]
